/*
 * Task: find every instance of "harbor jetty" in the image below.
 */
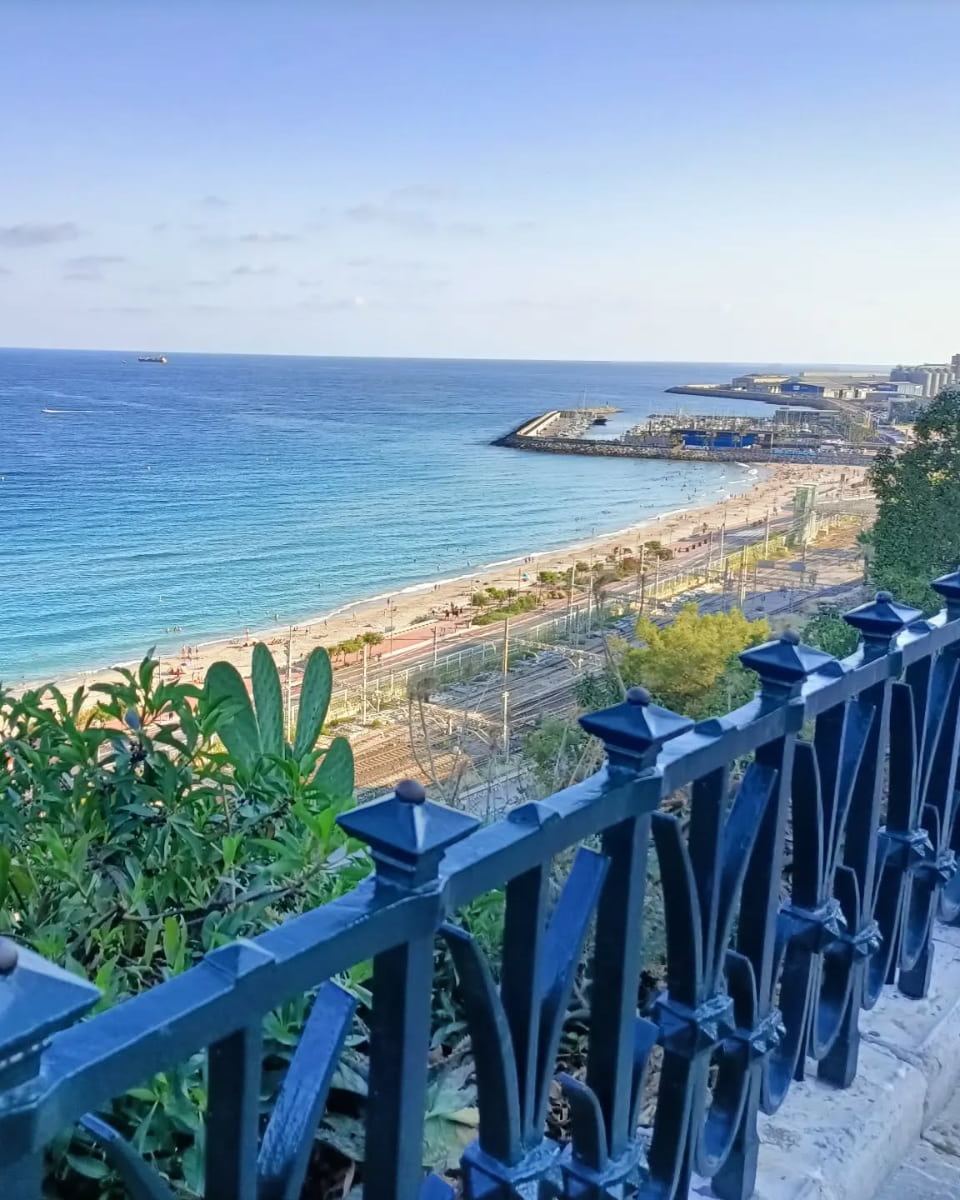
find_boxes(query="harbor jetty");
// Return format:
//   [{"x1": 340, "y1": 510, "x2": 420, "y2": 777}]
[
  {"x1": 506, "y1": 406, "x2": 620, "y2": 439},
  {"x1": 493, "y1": 406, "x2": 881, "y2": 466},
  {"x1": 665, "y1": 382, "x2": 842, "y2": 410}
]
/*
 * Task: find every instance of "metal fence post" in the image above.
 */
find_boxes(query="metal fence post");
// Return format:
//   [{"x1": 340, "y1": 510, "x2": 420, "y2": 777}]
[
  {"x1": 565, "y1": 688, "x2": 692, "y2": 1195},
  {"x1": 826, "y1": 592, "x2": 919, "y2": 1062},
  {"x1": 0, "y1": 938, "x2": 99, "y2": 1195},
  {"x1": 710, "y1": 632, "x2": 835, "y2": 1200},
  {"x1": 337, "y1": 780, "x2": 478, "y2": 1200}
]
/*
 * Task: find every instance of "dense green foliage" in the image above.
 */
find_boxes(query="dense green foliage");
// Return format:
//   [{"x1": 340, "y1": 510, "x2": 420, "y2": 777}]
[
  {"x1": 471, "y1": 593, "x2": 539, "y2": 625},
  {"x1": 802, "y1": 606, "x2": 860, "y2": 659},
  {"x1": 622, "y1": 604, "x2": 770, "y2": 718},
  {"x1": 870, "y1": 388, "x2": 960, "y2": 610},
  {"x1": 522, "y1": 715, "x2": 593, "y2": 792},
  {"x1": 329, "y1": 630, "x2": 383, "y2": 661},
  {"x1": 0, "y1": 647, "x2": 363, "y2": 1195}
]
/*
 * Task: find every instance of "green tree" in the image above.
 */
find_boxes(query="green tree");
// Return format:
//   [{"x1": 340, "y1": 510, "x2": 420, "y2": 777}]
[
  {"x1": 521, "y1": 715, "x2": 591, "y2": 792},
  {"x1": 803, "y1": 606, "x2": 859, "y2": 659},
  {"x1": 574, "y1": 667, "x2": 622, "y2": 711},
  {"x1": 870, "y1": 388, "x2": 960, "y2": 610},
  {"x1": 622, "y1": 604, "x2": 770, "y2": 717}
]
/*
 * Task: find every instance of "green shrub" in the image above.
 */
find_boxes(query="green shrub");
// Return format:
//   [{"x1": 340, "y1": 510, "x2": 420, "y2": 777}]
[
  {"x1": 470, "y1": 595, "x2": 539, "y2": 625},
  {"x1": 803, "y1": 606, "x2": 859, "y2": 658},
  {"x1": 0, "y1": 647, "x2": 360, "y2": 1195}
]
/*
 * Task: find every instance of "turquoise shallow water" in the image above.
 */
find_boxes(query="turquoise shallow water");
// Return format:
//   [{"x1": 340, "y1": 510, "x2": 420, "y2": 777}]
[{"x1": 0, "y1": 351, "x2": 780, "y2": 683}]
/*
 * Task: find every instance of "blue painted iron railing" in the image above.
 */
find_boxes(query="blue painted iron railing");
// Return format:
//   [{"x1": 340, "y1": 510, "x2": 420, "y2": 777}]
[{"x1": 3, "y1": 574, "x2": 960, "y2": 1199}]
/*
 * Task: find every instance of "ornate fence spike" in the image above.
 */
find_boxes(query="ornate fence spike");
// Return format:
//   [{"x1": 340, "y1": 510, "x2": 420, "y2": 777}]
[
  {"x1": 337, "y1": 777, "x2": 479, "y2": 890},
  {"x1": 579, "y1": 686, "x2": 693, "y2": 770},
  {"x1": 739, "y1": 630, "x2": 838, "y2": 709},
  {"x1": 931, "y1": 567, "x2": 960, "y2": 618},
  {"x1": 844, "y1": 590, "x2": 923, "y2": 657}
]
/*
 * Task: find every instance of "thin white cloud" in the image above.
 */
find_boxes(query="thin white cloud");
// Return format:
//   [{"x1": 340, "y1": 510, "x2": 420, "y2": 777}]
[
  {"x1": 63, "y1": 254, "x2": 126, "y2": 283},
  {"x1": 0, "y1": 221, "x2": 82, "y2": 247},
  {"x1": 65, "y1": 255, "x2": 126, "y2": 269},
  {"x1": 344, "y1": 204, "x2": 437, "y2": 233},
  {"x1": 298, "y1": 295, "x2": 365, "y2": 312},
  {"x1": 343, "y1": 201, "x2": 487, "y2": 238},
  {"x1": 200, "y1": 231, "x2": 303, "y2": 247},
  {"x1": 238, "y1": 231, "x2": 301, "y2": 244}
]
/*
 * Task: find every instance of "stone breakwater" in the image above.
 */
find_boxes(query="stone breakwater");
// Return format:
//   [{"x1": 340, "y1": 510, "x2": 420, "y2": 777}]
[
  {"x1": 665, "y1": 383, "x2": 844, "y2": 410},
  {"x1": 493, "y1": 416, "x2": 875, "y2": 467}
]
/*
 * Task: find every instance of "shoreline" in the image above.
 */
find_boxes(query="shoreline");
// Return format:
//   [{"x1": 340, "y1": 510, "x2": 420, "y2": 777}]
[{"x1": 12, "y1": 462, "x2": 867, "y2": 697}]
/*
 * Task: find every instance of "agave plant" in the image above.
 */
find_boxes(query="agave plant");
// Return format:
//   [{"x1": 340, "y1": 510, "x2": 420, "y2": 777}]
[{"x1": 202, "y1": 643, "x2": 353, "y2": 805}]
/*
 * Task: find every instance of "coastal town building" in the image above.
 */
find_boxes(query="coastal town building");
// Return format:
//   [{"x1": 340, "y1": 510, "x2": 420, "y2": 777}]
[
  {"x1": 731, "y1": 371, "x2": 896, "y2": 402},
  {"x1": 720, "y1": 357, "x2": 958, "y2": 408},
  {"x1": 731, "y1": 372, "x2": 791, "y2": 393}
]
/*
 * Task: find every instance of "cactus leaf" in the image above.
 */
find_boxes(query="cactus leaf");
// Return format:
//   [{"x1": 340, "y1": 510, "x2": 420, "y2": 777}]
[
  {"x1": 203, "y1": 661, "x2": 260, "y2": 770},
  {"x1": 294, "y1": 647, "x2": 332, "y2": 758},
  {"x1": 313, "y1": 736, "x2": 354, "y2": 799},
  {"x1": 252, "y1": 642, "x2": 284, "y2": 755}
]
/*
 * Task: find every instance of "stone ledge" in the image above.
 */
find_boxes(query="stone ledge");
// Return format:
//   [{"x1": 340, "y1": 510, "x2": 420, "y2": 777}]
[{"x1": 695, "y1": 922, "x2": 960, "y2": 1199}]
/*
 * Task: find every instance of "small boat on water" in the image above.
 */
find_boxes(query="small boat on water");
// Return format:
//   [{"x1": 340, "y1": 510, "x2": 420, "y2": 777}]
[
  {"x1": 138, "y1": 355, "x2": 167, "y2": 364},
  {"x1": 592, "y1": 415, "x2": 608, "y2": 425}
]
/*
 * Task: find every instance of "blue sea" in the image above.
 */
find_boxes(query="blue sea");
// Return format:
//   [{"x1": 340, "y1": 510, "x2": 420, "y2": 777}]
[{"x1": 0, "y1": 351, "x2": 784, "y2": 683}]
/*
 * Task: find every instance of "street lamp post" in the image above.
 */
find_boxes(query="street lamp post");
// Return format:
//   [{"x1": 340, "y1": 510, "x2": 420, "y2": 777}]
[{"x1": 387, "y1": 597, "x2": 396, "y2": 656}]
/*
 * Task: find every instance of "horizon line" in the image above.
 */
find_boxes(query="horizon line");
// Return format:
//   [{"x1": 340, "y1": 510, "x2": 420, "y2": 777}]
[{"x1": 0, "y1": 345, "x2": 897, "y2": 369}]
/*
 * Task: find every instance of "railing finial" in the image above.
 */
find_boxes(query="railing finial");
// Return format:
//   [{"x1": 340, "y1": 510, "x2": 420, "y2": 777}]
[
  {"x1": 0, "y1": 938, "x2": 18, "y2": 976},
  {"x1": 0, "y1": 942, "x2": 99, "y2": 1093},
  {"x1": 740, "y1": 629, "x2": 837, "y2": 708},
  {"x1": 844, "y1": 590, "x2": 923, "y2": 658},
  {"x1": 337, "y1": 778, "x2": 478, "y2": 891},
  {"x1": 932, "y1": 567, "x2": 960, "y2": 619},
  {"x1": 580, "y1": 686, "x2": 693, "y2": 769}
]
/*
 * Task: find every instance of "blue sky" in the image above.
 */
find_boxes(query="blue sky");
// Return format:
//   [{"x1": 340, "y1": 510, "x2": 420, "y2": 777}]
[{"x1": 2, "y1": 0, "x2": 959, "y2": 362}]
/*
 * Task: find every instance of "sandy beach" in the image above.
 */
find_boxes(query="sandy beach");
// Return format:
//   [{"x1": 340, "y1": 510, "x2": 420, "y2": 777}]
[{"x1": 26, "y1": 462, "x2": 868, "y2": 698}]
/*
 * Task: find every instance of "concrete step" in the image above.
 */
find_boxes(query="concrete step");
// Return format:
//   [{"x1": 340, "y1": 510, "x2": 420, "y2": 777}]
[{"x1": 873, "y1": 1088, "x2": 960, "y2": 1199}]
